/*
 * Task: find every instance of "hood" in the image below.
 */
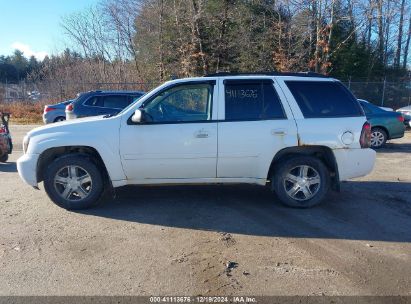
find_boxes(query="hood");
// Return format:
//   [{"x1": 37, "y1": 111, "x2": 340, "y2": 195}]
[{"x1": 27, "y1": 115, "x2": 110, "y2": 138}]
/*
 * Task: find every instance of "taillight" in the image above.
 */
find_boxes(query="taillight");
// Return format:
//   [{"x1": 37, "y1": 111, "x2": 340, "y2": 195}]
[
  {"x1": 44, "y1": 106, "x2": 56, "y2": 113},
  {"x1": 0, "y1": 125, "x2": 6, "y2": 134},
  {"x1": 66, "y1": 104, "x2": 74, "y2": 111},
  {"x1": 397, "y1": 115, "x2": 404, "y2": 122},
  {"x1": 360, "y1": 121, "x2": 371, "y2": 148}
]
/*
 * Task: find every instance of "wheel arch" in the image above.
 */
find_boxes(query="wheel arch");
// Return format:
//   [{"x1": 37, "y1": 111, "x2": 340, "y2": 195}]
[
  {"x1": 267, "y1": 145, "x2": 340, "y2": 191},
  {"x1": 371, "y1": 125, "x2": 390, "y2": 139},
  {"x1": 53, "y1": 116, "x2": 66, "y2": 122},
  {"x1": 36, "y1": 146, "x2": 111, "y2": 188}
]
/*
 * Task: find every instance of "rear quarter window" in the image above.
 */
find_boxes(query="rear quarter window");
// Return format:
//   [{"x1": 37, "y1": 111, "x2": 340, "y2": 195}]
[{"x1": 285, "y1": 81, "x2": 363, "y2": 118}]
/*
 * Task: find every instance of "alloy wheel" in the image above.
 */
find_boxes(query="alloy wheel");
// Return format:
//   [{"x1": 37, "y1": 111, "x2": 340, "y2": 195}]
[
  {"x1": 371, "y1": 130, "x2": 385, "y2": 147},
  {"x1": 283, "y1": 165, "x2": 321, "y2": 201},
  {"x1": 53, "y1": 165, "x2": 92, "y2": 201}
]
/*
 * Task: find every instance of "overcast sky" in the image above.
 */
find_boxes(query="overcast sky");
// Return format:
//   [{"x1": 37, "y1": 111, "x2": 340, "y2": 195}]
[{"x1": 0, "y1": 0, "x2": 98, "y2": 60}]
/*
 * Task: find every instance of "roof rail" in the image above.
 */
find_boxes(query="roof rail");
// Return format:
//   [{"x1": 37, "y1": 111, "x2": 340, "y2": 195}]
[{"x1": 204, "y1": 71, "x2": 329, "y2": 78}]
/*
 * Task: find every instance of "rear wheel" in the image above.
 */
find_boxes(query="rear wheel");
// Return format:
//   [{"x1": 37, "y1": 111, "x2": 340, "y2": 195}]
[
  {"x1": 271, "y1": 156, "x2": 330, "y2": 208},
  {"x1": 370, "y1": 127, "x2": 387, "y2": 148},
  {"x1": 43, "y1": 154, "x2": 104, "y2": 210},
  {"x1": 54, "y1": 116, "x2": 66, "y2": 123}
]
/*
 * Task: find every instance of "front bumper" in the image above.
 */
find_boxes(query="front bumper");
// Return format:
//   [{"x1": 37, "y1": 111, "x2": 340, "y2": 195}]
[
  {"x1": 17, "y1": 153, "x2": 40, "y2": 187},
  {"x1": 334, "y1": 148, "x2": 376, "y2": 181}
]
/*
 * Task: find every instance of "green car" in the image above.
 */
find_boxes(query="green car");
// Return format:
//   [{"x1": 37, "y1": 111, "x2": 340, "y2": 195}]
[{"x1": 358, "y1": 99, "x2": 405, "y2": 148}]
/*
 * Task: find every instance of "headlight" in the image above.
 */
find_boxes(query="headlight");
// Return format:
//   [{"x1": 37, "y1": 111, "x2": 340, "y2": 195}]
[{"x1": 23, "y1": 136, "x2": 30, "y2": 154}]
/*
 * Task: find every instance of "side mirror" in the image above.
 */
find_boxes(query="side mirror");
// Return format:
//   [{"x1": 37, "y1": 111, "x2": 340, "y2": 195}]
[{"x1": 131, "y1": 109, "x2": 143, "y2": 123}]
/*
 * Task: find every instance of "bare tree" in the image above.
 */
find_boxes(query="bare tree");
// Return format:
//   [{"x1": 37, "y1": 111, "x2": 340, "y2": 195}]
[
  {"x1": 394, "y1": 0, "x2": 406, "y2": 68},
  {"x1": 403, "y1": 13, "x2": 411, "y2": 69}
]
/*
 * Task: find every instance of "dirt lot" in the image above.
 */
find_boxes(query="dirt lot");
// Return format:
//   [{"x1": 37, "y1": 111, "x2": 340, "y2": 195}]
[{"x1": 0, "y1": 125, "x2": 410, "y2": 296}]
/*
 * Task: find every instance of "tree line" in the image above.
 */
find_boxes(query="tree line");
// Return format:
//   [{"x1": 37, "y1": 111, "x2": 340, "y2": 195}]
[
  {"x1": 2, "y1": 0, "x2": 411, "y2": 87},
  {"x1": 0, "y1": 50, "x2": 41, "y2": 83}
]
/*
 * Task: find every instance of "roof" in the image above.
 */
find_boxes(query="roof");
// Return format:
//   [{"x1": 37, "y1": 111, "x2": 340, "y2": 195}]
[
  {"x1": 204, "y1": 71, "x2": 329, "y2": 78},
  {"x1": 83, "y1": 90, "x2": 145, "y2": 95}
]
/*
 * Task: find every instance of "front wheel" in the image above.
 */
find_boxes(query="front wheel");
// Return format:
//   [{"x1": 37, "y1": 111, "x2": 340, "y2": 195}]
[
  {"x1": 43, "y1": 154, "x2": 104, "y2": 210},
  {"x1": 370, "y1": 127, "x2": 387, "y2": 148},
  {"x1": 271, "y1": 156, "x2": 330, "y2": 208}
]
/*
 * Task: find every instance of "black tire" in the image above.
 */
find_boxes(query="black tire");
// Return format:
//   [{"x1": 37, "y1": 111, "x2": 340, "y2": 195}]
[
  {"x1": 370, "y1": 127, "x2": 387, "y2": 149},
  {"x1": 271, "y1": 156, "x2": 330, "y2": 208},
  {"x1": 0, "y1": 153, "x2": 8, "y2": 163},
  {"x1": 54, "y1": 116, "x2": 66, "y2": 123},
  {"x1": 43, "y1": 154, "x2": 104, "y2": 210}
]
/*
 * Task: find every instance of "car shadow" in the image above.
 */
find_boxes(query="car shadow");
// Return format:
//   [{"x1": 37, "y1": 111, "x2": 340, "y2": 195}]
[
  {"x1": 80, "y1": 181, "x2": 411, "y2": 243},
  {"x1": 0, "y1": 162, "x2": 17, "y2": 172},
  {"x1": 378, "y1": 142, "x2": 411, "y2": 153}
]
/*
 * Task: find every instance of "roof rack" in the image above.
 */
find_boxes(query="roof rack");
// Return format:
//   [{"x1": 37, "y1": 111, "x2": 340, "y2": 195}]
[{"x1": 204, "y1": 71, "x2": 329, "y2": 78}]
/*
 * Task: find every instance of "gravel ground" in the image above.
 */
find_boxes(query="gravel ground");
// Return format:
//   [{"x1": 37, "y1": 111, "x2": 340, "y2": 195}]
[{"x1": 0, "y1": 125, "x2": 410, "y2": 296}]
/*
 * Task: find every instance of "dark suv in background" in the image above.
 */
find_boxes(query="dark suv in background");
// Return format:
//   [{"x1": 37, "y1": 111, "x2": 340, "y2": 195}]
[{"x1": 66, "y1": 90, "x2": 145, "y2": 120}]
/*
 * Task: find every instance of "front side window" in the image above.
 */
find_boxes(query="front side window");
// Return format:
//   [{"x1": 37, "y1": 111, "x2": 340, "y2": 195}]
[
  {"x1": 285, "y1": 81, "x2": 363, "y2": 118},
  {"x1": 143, "y1": 83, "x2": 213, "y2": 123},
  {"x1": 224, "y1": 80, "x2": 285, "y2": 120}
]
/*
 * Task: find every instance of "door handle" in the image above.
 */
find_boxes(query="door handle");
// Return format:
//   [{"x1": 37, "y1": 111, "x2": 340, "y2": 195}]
[
  {"x1": 195, "y1": 129, "x2": 209, "y2": 138},
  {"x1": 271, "y1": 129, "x2": 287, "y2": 136}
]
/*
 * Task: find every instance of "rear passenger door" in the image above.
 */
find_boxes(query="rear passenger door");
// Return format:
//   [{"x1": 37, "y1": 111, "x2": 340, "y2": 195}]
[
  {"x1": 217, "y1": 78, "x2": 298, "y2": 180},
  {"x1": 276, "y1": 79, "x2": 365, "y2": 149}
]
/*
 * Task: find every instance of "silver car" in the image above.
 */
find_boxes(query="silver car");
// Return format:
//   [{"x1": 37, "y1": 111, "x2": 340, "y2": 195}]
[
  {"x1": 43, "y1": 100, "x2": 73, "y2": 124},
  {"x1": 396, "y1": 105, "x2": 411, "y2": 128}
]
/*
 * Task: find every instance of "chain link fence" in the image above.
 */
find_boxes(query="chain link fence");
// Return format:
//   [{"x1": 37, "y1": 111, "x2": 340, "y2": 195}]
[
  {"x1": 1, "y1": 79, "x2": 410, "y2": 109},
  {"x1": 343, "y1": 80, "x2": 411, "y2": 109},
  {"x1": 0, "y1": 81, "x2": 157, "y2": 104}
]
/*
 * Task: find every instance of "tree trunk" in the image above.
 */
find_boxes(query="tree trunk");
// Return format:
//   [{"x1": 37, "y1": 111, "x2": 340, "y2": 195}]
[
  {"x1": 394, "y1": 0, "x2": 405, "y2": 68},
  {"x1": 158, "y1": 0, "x2": 165, "y2": 81},
  {"x1": 403, "y1": 14, "x2": 411, "y2": 69},
  {"x1": 313, "y1": 0, "x2": 322, "y2": 73},
  {"x1": 377, "y1": 0, "x2": 384, "y2": 65},
  {"x1": 383, "y1": 0, "x2": 391, "y2": 66},
  {"x1": 324, "y1": 0, "x2": 335, "y2": 74},
  {"x1": 191, "y1": 0, "x2": 208, "y2": 75},
  {"x1": 367, "y1": 0, "x2": 373, "y2": 49},
  {"x1": 215, "y1": 0, "x2": 229, "y2": 72}
]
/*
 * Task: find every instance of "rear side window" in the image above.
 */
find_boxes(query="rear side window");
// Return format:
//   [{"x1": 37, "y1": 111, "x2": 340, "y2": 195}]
[
  {"x1": 103, "y1": 95, "x2": 129, "y2": 109},
  {"x1": 285, "y1": 81, "x2": 363, "y2": 118},
  {"x1": 84, "y1": 95, "x2": 129, "y2": 108},
  {"x1": 224, "y1": 80, "x2": 285, "y2": 120}
]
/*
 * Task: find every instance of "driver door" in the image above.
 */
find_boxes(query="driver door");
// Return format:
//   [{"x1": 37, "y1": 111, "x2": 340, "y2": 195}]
[{"x1": 119, "y1": 81, "x2": 218, "y2": 181}]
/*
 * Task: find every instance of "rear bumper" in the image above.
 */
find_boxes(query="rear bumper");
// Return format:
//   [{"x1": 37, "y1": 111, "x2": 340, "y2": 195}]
[
  {"x1": 389, "y1": 124, "x2": 405, "y2": 139},
  {"x1": 42, "y1": 114, "x2": 51, "y2": 124},
  {"x1": 66, "y1": 112, "x2": 77, "y2": 120},
  {"x1": 334, "y1": 148, "x2": 376, "y2": 181},
  {"x1": 17, "y1": 153, "x2": 39, "y2": 187}
]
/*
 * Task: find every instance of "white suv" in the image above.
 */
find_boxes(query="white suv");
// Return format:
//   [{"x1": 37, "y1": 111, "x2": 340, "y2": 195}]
[{"x1": 17, "y1": 73, "x2": 376, "y2": 209}]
